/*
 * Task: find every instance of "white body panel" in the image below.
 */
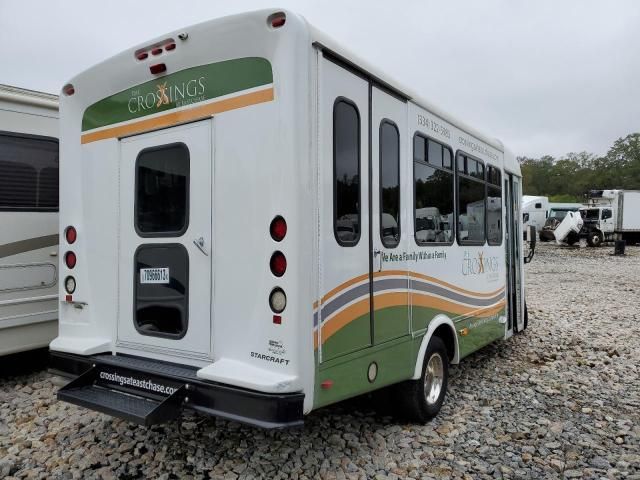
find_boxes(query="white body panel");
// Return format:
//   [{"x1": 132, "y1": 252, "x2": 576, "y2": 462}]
[
  {"x1": 0, "y1": 85, "x2": 59, "y2": 356},
  {"x1": 619, "y1": 191, "x2": 640, "y2": 231}
]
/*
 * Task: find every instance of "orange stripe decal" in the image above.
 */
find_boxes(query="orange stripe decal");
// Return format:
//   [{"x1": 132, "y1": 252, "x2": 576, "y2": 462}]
[
  {"x1": 80, "y1": 87, "x2": 274, "y2": 144},
  {"x1": 318, "y1": 293, "x2": 506, "y2": 346}
]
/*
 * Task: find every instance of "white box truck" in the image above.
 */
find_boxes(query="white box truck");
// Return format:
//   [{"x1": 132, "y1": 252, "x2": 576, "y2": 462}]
[{"x1": 579, "y1": 190, "x2": 640, "y2": 246}]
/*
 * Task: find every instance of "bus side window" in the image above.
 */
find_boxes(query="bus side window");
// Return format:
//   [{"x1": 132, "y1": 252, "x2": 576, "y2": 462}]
[
  {"x1": 487, "y1": 166, "x2": 502, "y2": 245},
  {"x1": 414, "y1": 134, "x2": 454, "y2": 245},
  {"x1": 379, "y1": 120, "x2": 400, "y2": 248},
  {"x1": 0, "y1": 133, "x2": 59, "y2": 212},
  {"x1": 333, "y1": 98, "x2": 361, "y2": 246},
  {"x1": 456, "y1": 152, "x2": 486, "y2": 245}
]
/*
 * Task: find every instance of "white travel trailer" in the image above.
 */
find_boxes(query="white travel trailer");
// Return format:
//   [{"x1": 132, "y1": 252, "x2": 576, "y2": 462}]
[
  {"x1": 0, "y1": 85, "x2": 59, "y2": 356},
  {"x1": 51, "y1": 10, "x2": 528, "y2": 428}
]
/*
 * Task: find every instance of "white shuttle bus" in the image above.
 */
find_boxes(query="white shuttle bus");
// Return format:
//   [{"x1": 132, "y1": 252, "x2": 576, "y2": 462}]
[
  {"x1": 0, "y1": 85, "x2": 59, "y2": 356},
  {"x1": 51, "y1": 10, "x2": 527, "y2": 428}
]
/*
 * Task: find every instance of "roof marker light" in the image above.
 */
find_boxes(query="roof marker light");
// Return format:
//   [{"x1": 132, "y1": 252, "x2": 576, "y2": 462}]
[
  {"x1": 268, "y1": 12, "x2": 286, "y2": 28},
  {"x1": 151, "y1": 47, "x2": 163, "y2": 56},
  {"x1": 165, "y1": 43, "x2": 176, "y2": 51},
  {"x1": 136, "y1": 51, "x2": 148, "y2": 60},
  {"x1": 150, "y1": 63, "x2": 167, "y2": 75},
  {"x1": 63, "y1": 84, "x2": 75, "y2": 96}
]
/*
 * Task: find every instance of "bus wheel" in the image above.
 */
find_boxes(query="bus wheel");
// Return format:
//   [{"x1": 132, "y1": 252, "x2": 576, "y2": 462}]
[
  {"x1": 587, "y1": 230, "x2": 604, "y2": 247},
  {"x1": 398, "y1": 336, "x2": 449, "y2": 422}
]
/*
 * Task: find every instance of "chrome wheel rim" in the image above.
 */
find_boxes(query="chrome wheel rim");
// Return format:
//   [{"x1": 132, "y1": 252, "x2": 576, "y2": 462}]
[{"x1": 424, "y1": 353, "x2": 444, "y2": 405}]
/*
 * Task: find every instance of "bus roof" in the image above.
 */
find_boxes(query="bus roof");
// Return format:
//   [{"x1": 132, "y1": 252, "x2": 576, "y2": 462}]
[{"x1": 0, "y1": 84, "x2": 58, "y2": 110}]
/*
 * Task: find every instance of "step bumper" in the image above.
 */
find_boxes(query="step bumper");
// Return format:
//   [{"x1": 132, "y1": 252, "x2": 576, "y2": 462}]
[{"x1": 50, "y1": 351, "x2": 305, "y2": 429}]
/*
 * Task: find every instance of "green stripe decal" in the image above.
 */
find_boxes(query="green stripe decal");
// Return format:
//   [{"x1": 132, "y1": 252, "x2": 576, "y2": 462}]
[{"x1": 82, "y1": 57, "x2": 273, "y2": 132}]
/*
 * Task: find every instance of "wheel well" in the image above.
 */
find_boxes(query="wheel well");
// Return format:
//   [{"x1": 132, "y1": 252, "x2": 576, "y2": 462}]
[{"x1": 433, "y1": 324, "x2": 455, "y2": 362}]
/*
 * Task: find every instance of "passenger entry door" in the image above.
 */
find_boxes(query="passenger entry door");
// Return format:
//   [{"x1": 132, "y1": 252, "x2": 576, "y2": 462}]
[
  {"x1": 117, "y1": 121, "x2": 212, "y2": 358},
  {"x1": 505, "y1": 173, "x2": 524, "y2": 333}
]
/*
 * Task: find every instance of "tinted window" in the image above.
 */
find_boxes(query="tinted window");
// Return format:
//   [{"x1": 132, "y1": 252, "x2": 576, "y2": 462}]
[
  {"x1": 487, "y1": 165, "x2": 502, "y2": 245},
  {"x1": 457, "y1": 153, "x2": 485, "y2": 244},
  {"x1": 334, "y1": 99, "x2": 360, "y2": 246},
  {"x1": 136, "y1": 143, "x2": 189, "y2": 236},
  {"x1": 0, "y1": 133, "x2": 59, "y2": 211},
  {"x1": 380, "y1": 121, "x2": 400, "y2": 247},
  {"x1": 414, "y1": 135, "x2": 454, "y2": 244}
]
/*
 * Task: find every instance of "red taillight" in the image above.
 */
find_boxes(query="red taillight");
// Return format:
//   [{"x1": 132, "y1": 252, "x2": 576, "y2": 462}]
[
  {"x1": 269, "y1": 12, "x2": 286, "y2": 28},
  {"x1": 151, "y1": 47, "x2": 163, "y2": 56},
  {"x1": 136, "y1": 51, "x2": 148, "y2": 60},
  {"x1": 65, "y1": 251, "x2": 77, "y2": 269},
  {"x1": 150, "y1": 63, "x2": 167, "y2": 75},
  {"x1": 270, "y1": 216, "x2": 287, "y2": 242},
  {"x1": 165, "y1": 43, "x2": 176, "y2": 51},
  {"x1": 270, "y1": 251, "x2": 287, "y2": 277},
  {"x1": 65, "y1": 226, "x2": 77, "y2": 244},
  {"x1": 63, "y1": 84, "x2": 75, "y2": 96}
]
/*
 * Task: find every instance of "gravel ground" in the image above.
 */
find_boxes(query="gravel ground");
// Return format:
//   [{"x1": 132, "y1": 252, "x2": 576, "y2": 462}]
[{"x1": 1, "y1": 243, "x2": 639, "y2": 479}]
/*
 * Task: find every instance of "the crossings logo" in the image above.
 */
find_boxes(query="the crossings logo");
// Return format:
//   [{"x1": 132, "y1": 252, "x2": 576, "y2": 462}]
[
  {"x1": 127, "y1": 76, "x2": 206, "y2": 114},
  {"x1": 462, "y1": 250, "x2": 499, "y2": 276}
]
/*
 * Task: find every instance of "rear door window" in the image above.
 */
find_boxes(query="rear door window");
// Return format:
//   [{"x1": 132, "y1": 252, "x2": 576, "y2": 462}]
[{"x1": 135, "y1": 143, "x2": 189, "y2": 236}]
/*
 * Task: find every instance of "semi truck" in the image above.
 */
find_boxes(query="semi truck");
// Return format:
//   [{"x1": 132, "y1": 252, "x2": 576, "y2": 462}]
[{"x1": 579, "y1": 190, "x2": 640, "y2": 247}]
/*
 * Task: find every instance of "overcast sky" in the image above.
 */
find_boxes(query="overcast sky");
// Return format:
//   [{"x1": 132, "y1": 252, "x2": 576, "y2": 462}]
[{"x1": 1, "y1": 0, "x2": 638, "y2": 158}]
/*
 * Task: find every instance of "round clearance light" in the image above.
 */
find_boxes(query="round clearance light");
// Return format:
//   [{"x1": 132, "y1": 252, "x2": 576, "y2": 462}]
[
  {"x1": 270, "y1": 216, "x2": 287, "y2": 242},
  {"x1": 64, "y1": 276, "x2": 76, "y2": 294},
  {"x1": 62, "y1": 84, "x2": 75, "y2": 96},
  {"x1": 269, "y1": 288, "x2": 287, "y2": 314},
  {"x1": 270, "y1": 251, "x2": 287, "y2": 277},
  {"x1": 65, "y1": 251, "x2": 77, "y2": 269},
  {"x1": 65, "y1": 226, "x2": 77, "y2": 244}
]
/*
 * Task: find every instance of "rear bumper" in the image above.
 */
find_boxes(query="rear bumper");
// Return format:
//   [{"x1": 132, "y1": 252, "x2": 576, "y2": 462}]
[{"x1": 49, "y1": 351, "x2": 304, "y2": 429}]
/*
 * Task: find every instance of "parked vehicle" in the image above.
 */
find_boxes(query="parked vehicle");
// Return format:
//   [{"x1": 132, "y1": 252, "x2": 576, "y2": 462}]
[
  {"x1": 579, "y1": 190, "x2": 640, "y2": 247},
  {"x1": 50, "y1": 9, "x2": 529, "y2": 428},
  {"x1": 0, "y1": 85, "x2": 59, "y2": 356},
  {"x1": 553, "y1": 211, "x2": 584, "y2": 245},
  {"x1": 539, "y1": 203, "x2": 582, "y2": 241},
  {"x1": 522, "y1": 195, "x2": 548, "y2": 240}
]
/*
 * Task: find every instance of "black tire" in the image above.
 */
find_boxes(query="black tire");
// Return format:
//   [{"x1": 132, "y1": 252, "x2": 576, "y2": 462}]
[
  {"x1": 396, "y1": 336, "x2": 449, "y2": 422},
  {"x1": 539, "y1": 232, "x2": 549, "y2": 242},
  {"x1": 587, "y1": 230, "x2": 604, "y2": 247},
  {"x1": 524, "y1": 301, "x2": 529, "y2": 329}
]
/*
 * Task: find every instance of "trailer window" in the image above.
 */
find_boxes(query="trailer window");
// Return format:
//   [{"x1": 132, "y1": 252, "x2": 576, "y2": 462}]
[
  {"x1": 457, "y1": 153, "x2": 485, "y2": 245},
  {"x1": 333, "y1": 99, "x2": 361, "y2": 246},
  {"x1": 487, "y1": 166, "x2": 502, "y2": 245},
  {"x1": 414, "y1": 134, "x2": 454, "y2": 245},
  {"x1": 135, "y1": 143, "x2": 189, "y2": 236},
  {"x1": 379, "y1": 120, "x2": 400, "y2": 248},
  {"x1": 0, "y1": 132, "x2": 59, "y2": 211}
]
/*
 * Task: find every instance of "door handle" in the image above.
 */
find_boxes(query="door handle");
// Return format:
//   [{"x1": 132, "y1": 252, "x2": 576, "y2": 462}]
[
  {"x1": 373, "y1": 249, "x2": 382, "y2": 272},
  {"x1": 193, "y1": 237, "x2": 208, "y2": 256}
]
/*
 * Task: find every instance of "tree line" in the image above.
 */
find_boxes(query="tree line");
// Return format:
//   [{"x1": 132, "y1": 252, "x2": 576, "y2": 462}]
[{"x1": 519, "y1": 133, "x2": 640, "y2": 202}]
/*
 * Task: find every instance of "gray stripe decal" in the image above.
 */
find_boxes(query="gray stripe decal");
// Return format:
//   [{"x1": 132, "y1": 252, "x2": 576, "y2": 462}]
[
  {"x1": 314, "y1": 275, "x2": 504, "y2": 327},
  {"x1": 409, "y1": 279, "x2": 505, "y2": 307},
  {"x1": 0, "y1": 234, "x2": 58, "y2": 259}
]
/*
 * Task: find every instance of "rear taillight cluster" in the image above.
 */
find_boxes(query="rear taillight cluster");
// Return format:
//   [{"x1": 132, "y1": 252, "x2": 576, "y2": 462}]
[
  {"x1": 269, "y1": 216, "x2": 287, "y2": 319},
  {"x1": 135, "y1": 40, "x2": 176, "y2": 61},
  {"x1": 64, "y1": 226, "x2": 77, "y2": 296}
]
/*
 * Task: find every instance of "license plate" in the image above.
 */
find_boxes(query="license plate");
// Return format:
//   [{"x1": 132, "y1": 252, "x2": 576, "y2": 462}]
[{"x1": 140, "y1": 267, "x2": 170, "y2": 284}]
